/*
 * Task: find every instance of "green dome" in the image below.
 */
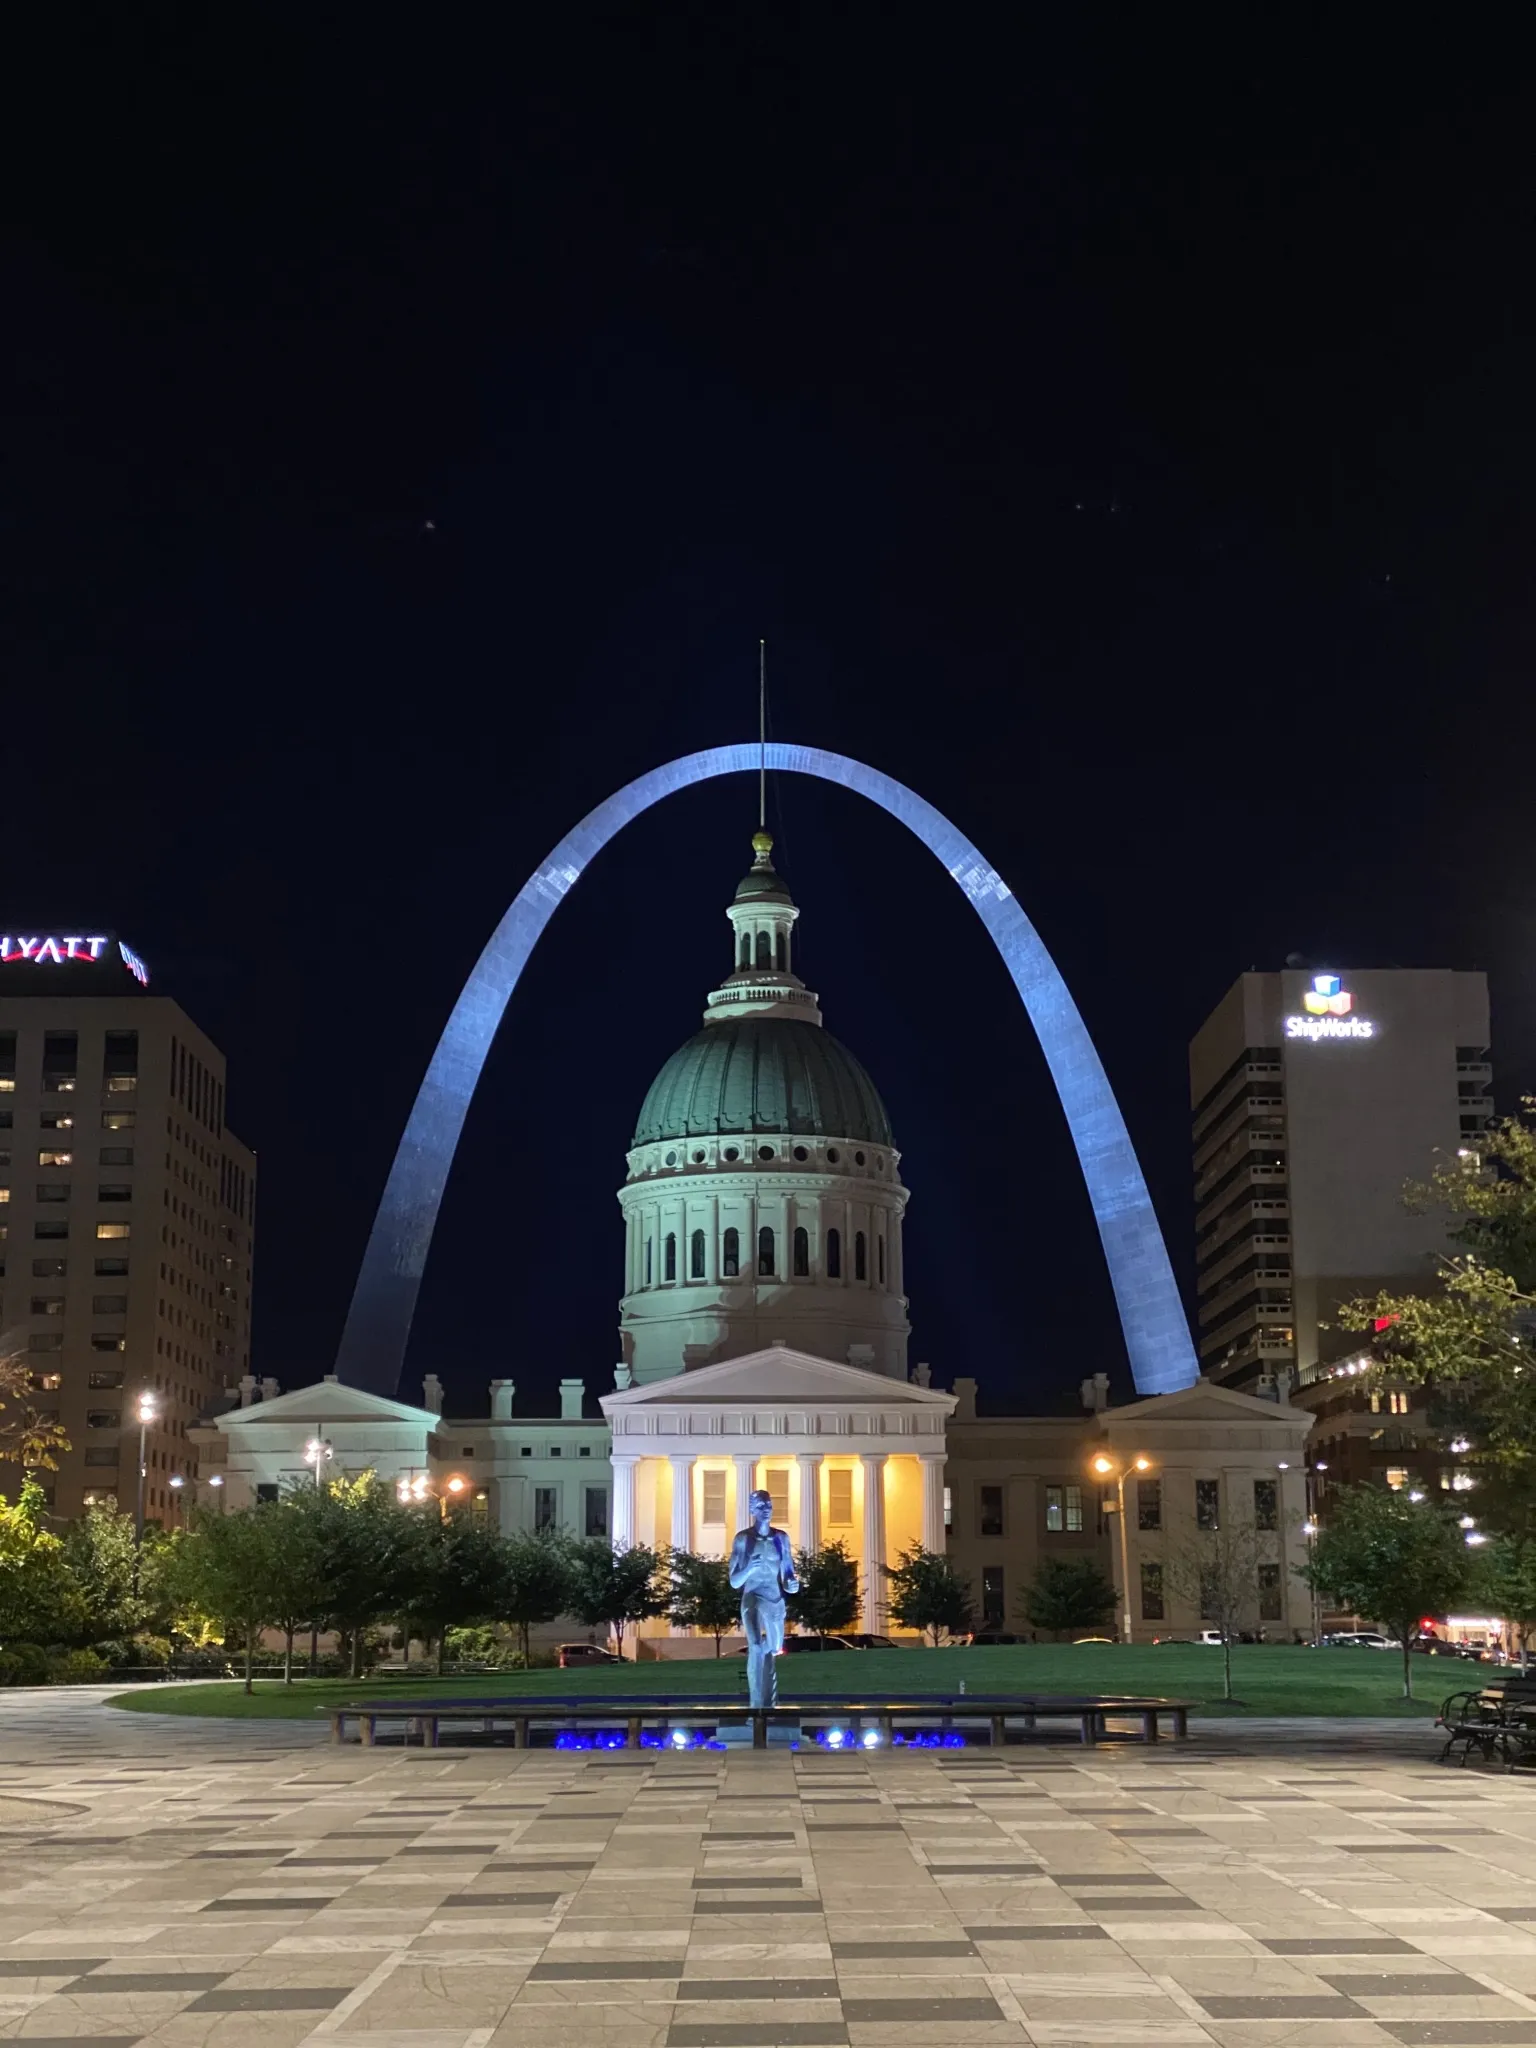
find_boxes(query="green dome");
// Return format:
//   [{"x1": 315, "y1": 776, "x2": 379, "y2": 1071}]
[{"x1": 635, "y1": 1017, "x2": 894, "y2": 1147}]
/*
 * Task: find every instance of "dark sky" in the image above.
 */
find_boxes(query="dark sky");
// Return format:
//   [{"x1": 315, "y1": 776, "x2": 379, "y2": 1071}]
[{"x1": 5, "y1": 15, "x2": 1535, "y2": 1416}]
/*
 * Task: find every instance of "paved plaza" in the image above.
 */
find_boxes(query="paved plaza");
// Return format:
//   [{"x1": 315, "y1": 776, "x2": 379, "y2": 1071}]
[{"x1": 3, "y1": 1695, "x2": 1536, "y2": 2045}]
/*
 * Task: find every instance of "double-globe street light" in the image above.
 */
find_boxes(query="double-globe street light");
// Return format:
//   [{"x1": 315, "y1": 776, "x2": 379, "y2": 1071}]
[{"x1": 1091, "y1": 1453, "x2": 1152, "y2": 1644}]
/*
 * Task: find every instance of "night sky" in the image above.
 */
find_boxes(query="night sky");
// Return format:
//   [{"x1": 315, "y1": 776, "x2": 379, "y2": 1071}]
[{"x1": 6, "y1": 18, "x2": 1534, "y2": 1416}]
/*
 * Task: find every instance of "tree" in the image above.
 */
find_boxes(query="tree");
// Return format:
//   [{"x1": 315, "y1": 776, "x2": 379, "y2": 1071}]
[
  {"x1": 1302, "y1": 1484, "x2": 1470, "y2": 1699},
  {"x1": 169, "y1": 1508, "x2": 278, "y2": 1693},
  {"x1": 400, "y1": 1509, "x2": 509, "y2": 1673},
  {"x1": 788, "y1": 1540, "x2": 861, "y2": 1640},
  {"x1": 1160, "y1": 1521, "x2": 1269, "y2": 1701},
  {"x1": 1472, "y1": 1535, "x2": 1536, "y2": 1668},
  {"x1": 0, "y1": 1348, "x2": 68, "y2": 1476},
  {"x1": 0, "y1": 1475, "x2": 88, "y2": 1647},
  {"x1": 60, "y1": 1499, "x2": 147, "y2": 1642},
  {"x1": 499, "y1": 1530, "x2": 575, "y2": 1664},
  {"x1": 249, "y1": 1494, "x2": 331, "y2": 1683},
  {"x1": 567, "y1": 1538, "x2": 665, "y2": 1656},
  {"x1": 1333, "y1": 1106, "x2": 1536, "y2": 1532},
  {"x1": 666, "y1": 1550, "x2": 740, "y2": 1653},
  {"x1": 884, "y1": 1544, "x2": 973, "y2": 1646},
  {"x1": 307, "y1": 1474, "x2": 419, "y2": 1678},
  {"x1": 1023, "y1": 1555, "x2": 1117, "y2": 1641}
]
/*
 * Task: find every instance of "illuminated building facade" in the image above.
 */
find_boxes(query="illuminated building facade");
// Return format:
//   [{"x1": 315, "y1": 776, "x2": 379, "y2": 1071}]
[
  {"x1": 1190, "y1": 968, "x2": 1492, "y2": 1403},
  {"x1": 0, "y1": 934, "x2": 255, "y2": 1521}
]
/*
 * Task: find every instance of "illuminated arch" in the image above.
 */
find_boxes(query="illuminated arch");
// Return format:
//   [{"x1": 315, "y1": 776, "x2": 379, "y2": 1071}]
[{"x1": 335, "y1": 744, "x2": 1199, "y2": 1398}]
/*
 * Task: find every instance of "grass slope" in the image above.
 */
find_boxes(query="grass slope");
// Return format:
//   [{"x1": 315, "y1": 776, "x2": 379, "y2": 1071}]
[{"x1": 109, "y1": 1643, "x2": 1461, "y2": 1719}]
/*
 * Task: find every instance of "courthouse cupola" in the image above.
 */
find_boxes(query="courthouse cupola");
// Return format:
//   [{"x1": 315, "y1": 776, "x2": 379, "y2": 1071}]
[{"x1": 618, "y1": 835, "x2": 911, "y2": 1386}]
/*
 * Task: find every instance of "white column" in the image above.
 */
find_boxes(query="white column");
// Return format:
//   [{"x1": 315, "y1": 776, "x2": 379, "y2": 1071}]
[
  {"x1": 733, "y1": 1452, "x2": 757, "y2": 1531},
  {"x1": 669, "y1": 1454, "x2": 694, "y2": 1552},
  {"x1": 919, "y1": 1453, "x2": 946, "y2": 1553},
  {"x1": 611, "y1": 1456, "x2": 638, "y2": 1548},
  {"x1": 796, "y1": 1452, "x2": 819, "y2": 1556},
  {"x1": 861, "y1": 1452, "x2": 888, "y2": 1633}
]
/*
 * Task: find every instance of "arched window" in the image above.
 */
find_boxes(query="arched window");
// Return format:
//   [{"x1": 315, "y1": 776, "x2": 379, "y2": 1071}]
[
  {"x1": 690, "y1": 1228, "x2": 706, "y2": 1279},
  {"x1": 793, "y1": 1225, "x2": 809, "y2": 1276},
  {"x1": 755, "y1": 931, "x2": 771, "y2": 969},
  {"x1": 827, "y1": 1227, "x2": 842, "y2": 1279},
  {"x1": 664, "y1": 1232, "x2": 676, "y2": 1282},
  {"x1": 775, "y1": 930, "x2": 787, "y2": 972},
  {"x1": 758, "y1": 1226, "x2": 775, "y2": 1276},
  {"x1": 739, "y1": 933, "x2": 751, "y2": 969},
  {"x1": 645, "y1": 1237, "x2": 653, "y2": 1286},
  {"x1": 877, "y1": 1234, "x2": 885, "y2": 1284},
  {"x1": 855, "y1": 1230, "x2": 867, "y2": 1281},
  {"x1": 722, "y1": 1227, "x2": 740, "y2": 1278}
]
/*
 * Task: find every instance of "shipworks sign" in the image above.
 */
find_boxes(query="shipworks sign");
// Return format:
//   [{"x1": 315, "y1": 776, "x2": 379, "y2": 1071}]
[{"x1": 1285, "y1": 973, "x2": 1375, "y2": 1041}]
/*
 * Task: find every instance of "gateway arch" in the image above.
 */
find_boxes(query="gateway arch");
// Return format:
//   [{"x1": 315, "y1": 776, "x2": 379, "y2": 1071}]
[{"x1": 336, "y1": 744, "x2": 1200, "y2": 1399}]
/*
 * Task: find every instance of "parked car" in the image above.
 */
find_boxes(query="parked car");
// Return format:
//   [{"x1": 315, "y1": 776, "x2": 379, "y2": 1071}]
[
  {"x1": 835, "y1": 1633, "x2": 900, "y2": 1650},
  {"x1": 557, "y1": 1642, "x2": 622, "y2": 1668},
  {"x1": 783, "y1": 1633, "x2": 859, "y2": 1653},
  {"x1": 1321, "y1": 1631, "x2": 1402, "y2": 1650}
]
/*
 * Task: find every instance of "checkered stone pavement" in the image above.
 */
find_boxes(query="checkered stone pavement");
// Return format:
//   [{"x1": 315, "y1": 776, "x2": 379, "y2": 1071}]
[{"x1": 6, "y1": 1692, "x2": 1536, "y2": 2045}]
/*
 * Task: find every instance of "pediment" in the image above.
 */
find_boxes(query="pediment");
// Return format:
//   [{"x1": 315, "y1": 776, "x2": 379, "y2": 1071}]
[
  {"x1": 601, "y1": 1346, "x2": 954, "y2": 1410},
  {"x1": 219, "y1": 1378, "x2": 438, "y2": 1430},
  {"x1": 1104, "y1": 1382, "x2": 1314, "y2": 1429}
]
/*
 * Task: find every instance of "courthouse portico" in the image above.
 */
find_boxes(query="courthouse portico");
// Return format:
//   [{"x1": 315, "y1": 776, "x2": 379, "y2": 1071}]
[{"x1": 602, "y1": 1342, "x2": 952, "y2": 1634}]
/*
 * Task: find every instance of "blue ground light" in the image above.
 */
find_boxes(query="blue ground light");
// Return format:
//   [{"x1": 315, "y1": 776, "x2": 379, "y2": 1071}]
[{"x1": 546, "y1": 1725, "x2": 970, "y2": 1751}]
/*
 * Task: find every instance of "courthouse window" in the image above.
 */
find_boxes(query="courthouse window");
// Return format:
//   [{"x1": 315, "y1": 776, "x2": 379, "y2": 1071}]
[
  {"x1": 1253, "y1": 1478, "x2": 1278, "y2": 1530},
  {"x1": 765, "y1": 1468, "x2": 789, "y2": 1524},
  {"x1": 1140, "y1": 1560, "x2": 1165, "y2": 1621},
  {"x1": 1137, "y1": 1479, "x2": 1162, "y2": 1531},
  {"x1": 979, "y1": 1485, "x2": 1004, "y2": 1537},
  {"x1": 701, "y1": 1470, "x2": 727, "y2": 1525},
  {"x1": 1258, "y1": 1562, "x2": 1283, "y2": 1621},
  {"x1": 827, "y1": 1468, "x2": 854, "y2": 1525},
  {"x1": 1195, "y1": 1479, "x2": 1220, "y2": 1530},
  {"x1": 1045, "y1": 1484, "x2": 1084, "y2": 1533}
]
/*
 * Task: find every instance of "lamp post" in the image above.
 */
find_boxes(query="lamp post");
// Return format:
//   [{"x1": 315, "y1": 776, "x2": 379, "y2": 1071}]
[
  {"x1": 1091, "y1": 1453, "x2": 1152, "y2": 1644},
  {"x1": 208, "y1": 1473, "x2": 225, "y2": 1513},
  {"x1": 304, "y1": 1437, "x2": 333, "y2": 1490},
  {"x1": 133, "y1": 1391, "x2": 157, "y2": 1597}
]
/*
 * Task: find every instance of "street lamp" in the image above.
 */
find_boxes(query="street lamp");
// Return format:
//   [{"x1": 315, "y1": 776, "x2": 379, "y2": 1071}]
[
  {"x1": 304, "y1": 1437, "x2": 333, "y2": 1489},
  {"x1": 134, "y1": 1391, "x2": 158, "y2": 1597},
  {"x1": 1091, "y1": 1453, "x2": 1152, "y2": 1644},
  {"x1": 208, "y1": 1474, "x2": 226, "y2": 1513}
]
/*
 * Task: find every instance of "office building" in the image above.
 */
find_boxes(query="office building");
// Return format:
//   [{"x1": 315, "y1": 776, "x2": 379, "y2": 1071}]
[
  {"x1": 0, "y1": 931, "x2": 255, "y2": 1521},
  {"x1": 1190, "y1": 968, "x2": 1492, "y2": 1407}
]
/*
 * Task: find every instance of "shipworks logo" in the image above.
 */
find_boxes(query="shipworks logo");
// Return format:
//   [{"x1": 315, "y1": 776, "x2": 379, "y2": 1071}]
[
  {"x1": 1287, "y1": 973, "x2": 1376, "y2": 1041},
  {"x1": 1302, "y1": 973, "x2": 1352, "y2": 1017}
]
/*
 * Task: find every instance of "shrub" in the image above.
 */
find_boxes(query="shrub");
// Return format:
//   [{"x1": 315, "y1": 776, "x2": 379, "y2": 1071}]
[
  {"x1": 0, "y1": 1643, "x2": 52, "y2": 1685},
  {"x1": 130, "y1": 1634, "x2": 173, "y2": 1668},
  {"x1": 49, "y1": 1648, "x2": 108, "y2": 1684}
]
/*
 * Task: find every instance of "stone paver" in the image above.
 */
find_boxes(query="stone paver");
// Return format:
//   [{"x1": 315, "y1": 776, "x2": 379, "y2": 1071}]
[{"x1": 3, "y1": 1692, "x2": 1536, "y2": 2043}]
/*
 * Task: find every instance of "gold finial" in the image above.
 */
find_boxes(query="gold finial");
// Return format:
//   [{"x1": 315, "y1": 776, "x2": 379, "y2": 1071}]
[{"x1": 751, "y1": 828, "x2": 774, "y2": 865}]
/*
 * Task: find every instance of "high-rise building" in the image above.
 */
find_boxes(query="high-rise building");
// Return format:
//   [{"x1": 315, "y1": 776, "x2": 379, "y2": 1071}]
[
  {"x1": 0, "y1": 931, "x2": 255, "y2": 1521},
  {"x1": 1190, "y1": 968, "x2": 1492, "y2": 1402}
]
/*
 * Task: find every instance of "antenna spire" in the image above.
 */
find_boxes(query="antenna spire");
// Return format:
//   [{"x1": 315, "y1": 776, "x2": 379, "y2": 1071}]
[{"x1": 758, "y1": 638, "x2": 766, "y2": 830}]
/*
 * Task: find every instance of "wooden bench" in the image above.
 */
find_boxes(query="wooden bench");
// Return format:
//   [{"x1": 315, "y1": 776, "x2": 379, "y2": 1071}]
[
  {"x1": 1436, "y1": 1675, "x2": 1536, "y2": 1768},
  {"x1": 327, "y1": 1692, "x2": 1194, "y2": 1751}
]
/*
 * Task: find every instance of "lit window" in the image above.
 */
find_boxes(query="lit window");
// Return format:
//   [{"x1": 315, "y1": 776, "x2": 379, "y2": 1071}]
[
  {"x1": 1385, "y1": 1466, "x2": 1409, "y2": 1490},
  {"x1": 1369, "y1": 1391, "x2": 1381, "y2": 1413},
  {"x1": 943, "y1": 1484, "x2": 952, "y2": 1530},
  {"x1": 105, "y1": 1075, "x2": 137, "y2": 1094},
  {"x1": 828, "y1": 1468, "x2": 854, "y2": 1525},
  {"x1": 41, "y1": 1113, "x2": 74, "y2": 1131},
  {"x1": 0, "y1": 1189, "x2": 11, "y2": 1205},
  {"x1": 701, "y1": 1470, "x2": 727, "y2": 1525},
  {"x1": 1045, "y1": 1484, "x2": 1084, "y2": 1533},
  {"x1": 38, "y1": 1151, "x2": 72, "y2": 1168},
  {"x1": 1390, "y1": 1391, "x2": 1409, "y2": 1414},
  {"x1": 102, "y1": 1112, "x2": 136, "y2": 1132},
  {"x1": 1451, "y1": 1470, "x2": 1475, "y2": 1492},
  {"x1": 96, "y1": 1223, "x2": 130, "y2": 1240},
  {"x1": 765, "y1": 1468, "x2": 789, "y2": 1522}
]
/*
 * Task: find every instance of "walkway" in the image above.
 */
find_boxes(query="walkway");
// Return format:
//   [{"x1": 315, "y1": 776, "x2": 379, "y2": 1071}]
[{"x1": 2, "y1": 1690, "x2": 1534, "y2": 2045}]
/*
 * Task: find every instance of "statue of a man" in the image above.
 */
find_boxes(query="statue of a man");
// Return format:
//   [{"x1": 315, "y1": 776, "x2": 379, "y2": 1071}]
[{"x1": 728, "y1": 1487, "x2": 800, "y2": 1707}]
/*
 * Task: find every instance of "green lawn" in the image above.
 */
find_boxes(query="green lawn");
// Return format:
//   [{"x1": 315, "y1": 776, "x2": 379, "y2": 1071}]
[{"x1": 108, "y1": 1643, "x2": 1471, "y2": 1720}]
